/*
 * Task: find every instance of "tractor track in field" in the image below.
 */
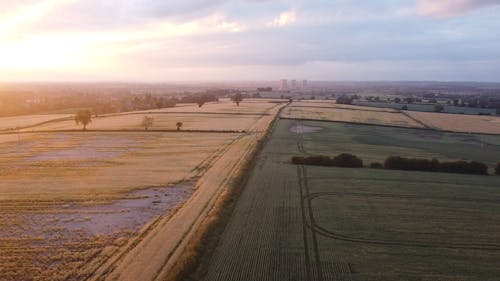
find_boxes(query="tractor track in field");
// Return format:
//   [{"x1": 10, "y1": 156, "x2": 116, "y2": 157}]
[
  {"x1": 297, "y1": 165, "x2": 313, "y2": 281},
  {"x1": 310, "y1": 222, "x2": 500, "y2": 251},
  {"x1": 292, "y1": 118, "x2": 500, "y2": 281},
  {"x1": 297, "y1": 165, "x2": 324, "y2": 281},
  {"x1": 304, "y1": 191, "x2": 500, "y2": 205},
  {"x1": 297, "y1": 180, "x2": 500, "y2": 251},
  {"x1": 295, "y1": 120, "x2": 353, "y2": 281}
]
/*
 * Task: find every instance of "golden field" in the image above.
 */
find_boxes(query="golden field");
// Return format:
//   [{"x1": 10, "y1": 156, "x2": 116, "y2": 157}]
[
  {"x1": 0, "y1": 132, "x2": 237, "y2": 202},
  {"x1": 281, "y1": 104, "x2": 424, "y2": 128},
  {"x1": 0, "y1": 100, "x2": 285, "y2": 281},
  {"x1": 283, "y1": 101, "x2": 500, "y2": 135},
  {"x1": 19, "y1": 100, "x2": 279, "y2": 132},
  {"x1": 28, "y1": 113, "x2": 260, "y2": 132},
  {"x1": 291, "y1": 100, "x2": 399, "y2": 112},
  {"x1": 5, "y1": 98, "x2": 498, "y2": 281},
  {"x1": 0, "y1": 114, "x2": 71, "y2": 131},
  {"x1": 405, "y1": 111, "x2": 500, "y2": 134}
]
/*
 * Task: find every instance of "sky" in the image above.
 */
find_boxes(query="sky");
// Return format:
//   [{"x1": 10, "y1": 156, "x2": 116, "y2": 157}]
[{"x1": 0, "y1": 0, "x2": 500, "y2": 82}]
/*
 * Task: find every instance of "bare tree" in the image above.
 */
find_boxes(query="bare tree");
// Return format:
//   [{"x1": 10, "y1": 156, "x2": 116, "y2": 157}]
[
  {"x1": 141, "y1": 116, "x2": 154, "y2": 131},
  {"x1": 231, "y1": 93, "x2": 243, "y2": 106},
  {"x1": 434, "y1": 104, "x2": 444, "y2": 113},
  {"x1": 176, "y1": 122, "x2": 183, "y2": 131},
  {"x1": 75, "y1": 110, "x2": 92, "y2": 131}
]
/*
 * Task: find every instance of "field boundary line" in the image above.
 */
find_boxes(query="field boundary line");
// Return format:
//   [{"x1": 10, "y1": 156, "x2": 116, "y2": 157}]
[
  {"x1": 297, "y1": 165, "x2": 312, "y2": 281},
  {"x1": 0, "y1": 129, "x2": 246, "y2": 135},
  {"x1": 0, "y1": 116, "x2": 74, "y2": 132},
  {"x1": 295, "y1": 120, "x2": 325, "y2": 281},
  {"x1": 399, "y1": 110, "x2": 433, "y2": 129},
  {"x1": 100, "y1": 111, "x2": 270, "y2": 117},
  {"x1": 290, "y1": 105, "x2": 400, "y2": 113}
]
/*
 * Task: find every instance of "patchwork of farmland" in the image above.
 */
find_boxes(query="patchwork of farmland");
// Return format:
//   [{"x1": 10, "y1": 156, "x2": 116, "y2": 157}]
[
  {"x1": 18, "y1": 100, "x2": 278, "y2": 132},
  {"x1": 0, "y1": 100, "x2": 285, "y2": 281},
  {"x1": 203, "y1": 119, "x2": 500, "y2": 281},
  {"x1": 281, "y1": 101, "x2": 500, "y2": 135},
  {"x1": 28, "y1": 113, "x2": 261, "y2": 132}
]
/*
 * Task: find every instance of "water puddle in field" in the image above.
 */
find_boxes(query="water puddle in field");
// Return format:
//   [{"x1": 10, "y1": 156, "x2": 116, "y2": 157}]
[
  {"x1": 289, "y1": 124, "x2": 323, "y2": 134},
  {"x1": 0, "y1": 180, "x2": 195, "y2": 239},
  {"x1": 60, "y1": 181, "x2": 194, "y2": 236}
]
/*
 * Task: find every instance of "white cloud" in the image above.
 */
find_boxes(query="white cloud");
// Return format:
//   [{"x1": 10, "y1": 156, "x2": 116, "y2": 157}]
[
  {"x1": 270, "y1": 11, "x2": 297, "y2": 27},
  {"x1": 0, "y1": 0, "x2": 75, "y2": 38},
  {"x1": 417, "y1": 0, "x2": 500, "y2": 18}
]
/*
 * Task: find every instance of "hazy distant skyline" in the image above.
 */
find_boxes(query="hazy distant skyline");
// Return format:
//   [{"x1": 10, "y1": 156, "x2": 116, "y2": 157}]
[{"x1": 1, "y1": 0, "x2": 500, "y2": 82}]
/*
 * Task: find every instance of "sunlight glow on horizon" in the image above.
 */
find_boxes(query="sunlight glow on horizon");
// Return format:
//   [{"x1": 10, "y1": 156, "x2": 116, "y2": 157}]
[
  {"x1": 0, "y1": 6, "x2": 245, "y2": 76},
  {"x1": 0, "y1": 0, "x2": 499, "y2": 82}
]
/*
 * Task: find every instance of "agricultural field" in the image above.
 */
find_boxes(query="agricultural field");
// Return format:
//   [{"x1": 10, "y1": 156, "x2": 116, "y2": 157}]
[
  {"x1": 281, "y1": 104, "x2": 424, "y2": 128},
  {"x1": 20, "y1": 100, "x2": 278, "y2": 132},
  {"x1": 292, "y1": 100, "x2": 399, "y2": 112},
  {"x1": 0, "y1": 100, "x2": 285, "y2": 281},
  {"x1": 28, "y1": 113, "x2": 261, "y2": 132},
  {"x1": 0, "y1": 132, "x2": 237, "y2": 201},
  {"x1": 0, "y1": 114, "x2": 71, "y2": 131},
  {"x1": 202, "y1": 119, "x2": 500, "y2": 281},
  {"x1": 145, "y1": 99, "x2": 280, "y2": 115},
  {"x1": 406, "y1": 111, "x2": 500, "y2": 135}
]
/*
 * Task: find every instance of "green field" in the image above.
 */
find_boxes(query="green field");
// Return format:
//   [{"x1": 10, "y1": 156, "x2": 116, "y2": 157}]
[{"x1": 202, "y1": 119, "x2": 500, "y2": 281}]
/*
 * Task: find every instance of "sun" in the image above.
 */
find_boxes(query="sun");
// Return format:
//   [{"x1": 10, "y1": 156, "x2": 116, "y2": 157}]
[{"x1": 0, "y1": 35, "x2": 89, "y2": 70}]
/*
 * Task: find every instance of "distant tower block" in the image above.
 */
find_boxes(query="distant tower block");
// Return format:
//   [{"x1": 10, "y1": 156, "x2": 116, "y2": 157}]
[
  {"x1": 302, "y1": 80, "x2": 308, "y2": 89},
  {"x1": 291, "y1": 80, "x2": 297, "y2": 90},
  {"x1": 280, "y1": 79, "x2": 288, "y2": 91}
]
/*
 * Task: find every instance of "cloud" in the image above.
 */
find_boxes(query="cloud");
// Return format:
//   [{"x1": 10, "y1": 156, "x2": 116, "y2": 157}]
[
  {"x1": 1, "y1": 0, "x2": 500, "y2": 82},
  {"x1": 0, "y1": 0, "x2": 75, "y2": 38},
  {"x1": 417, "y1": 0, "x2": 500, "y2": 18},
  {"x1": 270, "y1": 11, "x2": 297, "y2": 27}
]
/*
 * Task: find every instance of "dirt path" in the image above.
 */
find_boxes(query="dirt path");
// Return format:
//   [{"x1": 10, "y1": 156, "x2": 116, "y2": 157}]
[{"x1": 87, "y1": 103, "x2": 287, "y2": 281}]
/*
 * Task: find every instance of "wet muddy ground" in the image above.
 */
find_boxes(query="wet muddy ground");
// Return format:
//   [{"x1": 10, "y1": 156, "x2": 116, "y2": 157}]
[
  {"x1": 0, "y1": 180, "x2": 195, "y2": 281},
  {"x1": 289, "y1": 124, "x2": 323, "y2": 134}
]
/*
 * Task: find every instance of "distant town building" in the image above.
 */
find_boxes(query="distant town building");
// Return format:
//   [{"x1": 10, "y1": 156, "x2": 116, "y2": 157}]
[
  {"x1": 257, "y1": 87, "x2": 273, "y2": 92},
  {"x1": 291, "y1": 80, "x2": 297, "y2": 90},
  {"x1": 280, "y1": 79, "x2": 288, "y2": 91},
  {"x1": 302, "y1": 80, "x2": 308, "y2": 89}
]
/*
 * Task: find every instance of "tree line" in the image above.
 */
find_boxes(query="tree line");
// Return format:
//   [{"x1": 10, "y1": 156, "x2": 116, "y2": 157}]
[
  {"x1": 0, "y1": 90, "x2": 243, "y2": 117},
  {"x1": 292, "y1": 153, "x2": 500, "y2": 176},
  {"x1": 291, "y1": 153, "x2": 363, "y2": 168},
  {"x1": 383, "y1": 156, "x2": 489, "y2": 175}
]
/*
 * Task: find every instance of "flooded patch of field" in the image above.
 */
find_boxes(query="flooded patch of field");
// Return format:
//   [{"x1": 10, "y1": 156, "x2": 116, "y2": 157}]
[
  {"x1": 289, "y1": 124, "x2": 323, "y2": 134},
  {"x1": 0, "y1": 180, "x2": 195, "y2": 281}
]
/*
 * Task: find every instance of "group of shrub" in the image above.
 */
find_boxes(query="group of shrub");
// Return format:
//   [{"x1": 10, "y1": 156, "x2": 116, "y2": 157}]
[
  {"x1": 383, "y1": 156, "x2": 488, "y2": 175},
  {"x1": 292, "y1": 153, "x2": 500, "y2": 176},
  {"x1": 291, "y1": 153, "x2": 363, "y2": 168}
]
